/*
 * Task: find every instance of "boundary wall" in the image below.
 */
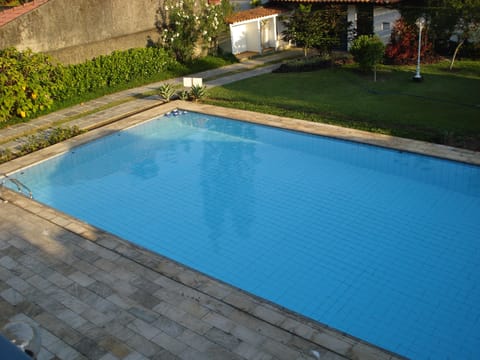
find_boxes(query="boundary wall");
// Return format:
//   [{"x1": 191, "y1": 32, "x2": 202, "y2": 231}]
[{"x1": 0, "y1": 0, "x2": 162, "y2": 63}]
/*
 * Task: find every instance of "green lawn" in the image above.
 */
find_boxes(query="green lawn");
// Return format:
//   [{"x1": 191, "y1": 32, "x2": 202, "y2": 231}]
[{"x1": 206, "y1": 59, "x2": 480, "y2": 150}]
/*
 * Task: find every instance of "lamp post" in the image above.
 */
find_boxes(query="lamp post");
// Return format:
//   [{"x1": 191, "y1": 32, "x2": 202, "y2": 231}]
[{"x1": 413, "y1": 16, "x2": 426, "y2": 82}]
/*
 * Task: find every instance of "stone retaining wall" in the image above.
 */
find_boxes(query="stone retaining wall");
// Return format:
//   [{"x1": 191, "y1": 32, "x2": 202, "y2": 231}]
[{"x1": 0, "y1": 0, "x2": 162, "y2": 64}]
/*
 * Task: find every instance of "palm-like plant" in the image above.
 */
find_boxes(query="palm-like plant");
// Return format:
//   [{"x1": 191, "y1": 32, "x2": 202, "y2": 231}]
[
  {"x1": 177, "y1": 90, "x2": 190, "y2": 101},
  {"x1": 158, "y1": 83, "x2": 177, "y2": 102},
  {"x1": 190, "y1": 85, "x2": 207, "y2": 102}
]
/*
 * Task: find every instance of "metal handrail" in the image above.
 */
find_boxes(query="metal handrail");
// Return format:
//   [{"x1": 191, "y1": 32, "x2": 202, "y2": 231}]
[{"x1": 0, "y1": 174, "x2": 33, "y2": 199}]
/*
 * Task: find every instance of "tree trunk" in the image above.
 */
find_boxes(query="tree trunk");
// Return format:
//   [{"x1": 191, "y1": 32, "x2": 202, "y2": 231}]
[
  {"x1": 373, "y1": 64, "x2": 377, "y2": 82},
  {"x1": 450, "y1": 39, "x2": 465, "y2": 71}
]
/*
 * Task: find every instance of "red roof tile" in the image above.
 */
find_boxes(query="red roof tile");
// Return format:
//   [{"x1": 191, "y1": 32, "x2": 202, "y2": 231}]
[
  {"x1": 227, "y1": 7, "x2": 284, "y2": 24},
  {"x1": 0, "y1": 0, "x2": 49, "y2": 27}
]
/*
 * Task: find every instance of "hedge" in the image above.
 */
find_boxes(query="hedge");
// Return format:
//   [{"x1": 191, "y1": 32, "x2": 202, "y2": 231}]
[{"x1": 0, "y1": 47, "x2": 178, "y2": 123}]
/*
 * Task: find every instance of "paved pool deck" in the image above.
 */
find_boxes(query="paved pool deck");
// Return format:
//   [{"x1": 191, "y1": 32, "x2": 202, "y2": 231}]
[{"x1": 1, "y1": 51, "x2": 479, "y2": 360}]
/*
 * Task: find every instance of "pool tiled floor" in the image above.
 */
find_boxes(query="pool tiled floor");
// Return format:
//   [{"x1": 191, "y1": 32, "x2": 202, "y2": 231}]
[{"x1": 1, "y1": 52, "x2": 478, "y2": 359}]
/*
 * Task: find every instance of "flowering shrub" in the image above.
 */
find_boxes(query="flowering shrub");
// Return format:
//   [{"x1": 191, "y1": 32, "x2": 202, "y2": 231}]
[
  {"x1": 156, "y1": 0, "x2": 231, "y2": 62},
  {"x1": 385, "y1": 18, "x2": 437, "y2": 65},
  {"x1": 157, "y1": 0, "x2": 198, "y2": 63},
  {"x1": 199, "y1": 1, "x2": 226, "y2": 55}
]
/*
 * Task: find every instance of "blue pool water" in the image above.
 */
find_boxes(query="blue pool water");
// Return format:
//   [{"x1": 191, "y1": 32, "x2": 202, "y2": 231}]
[{"x1": 8, "y1": 112, "x2": 480, "y2": 359}]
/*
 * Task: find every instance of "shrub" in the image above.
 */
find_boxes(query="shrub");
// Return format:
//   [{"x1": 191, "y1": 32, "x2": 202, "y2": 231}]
[
  {"x1": 385, "y1": 18, "x2": 437, "y2": 65},
  {"x1": 178, "y1": 90, "x2": 190, "y2": 100},
  {"x1": 157, "y1": 83, "x2": 177, "y2": 102},
  {"x1": 0, "y1": 48, "x2": 65, "y2": 122},
  {"x1": 350, "y1": 35, "x2": 385, "y2": 81},
  {"x1": 156, "y1": 0, "x2": 232, "y2": 62},
  {"x1": 61, "y1": 47, "x2": 176, "y2": 99},
  {"x1": 18, "y1": 126, "x2": 84, "y2": 155},
  {"x1": 0, "y1": 47, "x2": 177, "y2": 123},
  {"x1": 350, "y1": 35, "x2": 385, "y2": 71},
  {"x1": 0, "y1": 149, "x2": 14, "y2": 164},
  {"x1": 190, "y1": 85, "x2": 207, "y2": 102}
]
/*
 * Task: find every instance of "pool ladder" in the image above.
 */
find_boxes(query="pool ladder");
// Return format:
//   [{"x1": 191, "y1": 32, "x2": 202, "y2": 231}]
[{"x1": 1, "y1": 174, "x2": 33, "y2": 199}]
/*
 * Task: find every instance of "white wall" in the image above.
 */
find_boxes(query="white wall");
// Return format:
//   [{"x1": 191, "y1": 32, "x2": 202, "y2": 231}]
[
  {"x1": 345, "y1": 5, "x2": 400, "y2": 47},
  {"x1": 347, "y1": 5, "x2": 357, "y2": 30},
  {"x1": 373, "y1": 6, "x2": 401, "y2": 44},
  {"x1": 230, "y1": 17, "x2": 279, "y2": 54},
  {"x1": 246, "y1": 21, "x2": 260, "y2": 52},
  {"x1": 230, "y1": 20, "x2": 261, "y2": 54},
  {"x1": 230, "y1": 23, "x2": 248, "y2": 53}
]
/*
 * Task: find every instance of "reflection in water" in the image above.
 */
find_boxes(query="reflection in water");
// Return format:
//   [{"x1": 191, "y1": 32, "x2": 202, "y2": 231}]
[
  {"x1": 181, "y1": 116, "x2": 259, "y2": 250},
  {"x1": 202, "y1": 122, "x2": 257, "y2": 249}
]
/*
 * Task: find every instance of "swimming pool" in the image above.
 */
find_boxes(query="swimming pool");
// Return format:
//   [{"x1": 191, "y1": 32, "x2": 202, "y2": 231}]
[{"x1": 5, "y1": 110, "x2": 480, "y2": 359}]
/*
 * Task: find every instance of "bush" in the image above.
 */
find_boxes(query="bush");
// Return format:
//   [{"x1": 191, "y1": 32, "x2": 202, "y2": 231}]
[
  {"x1": 61, "y1": 47, "x2": 176, "y2": 99},
  {"x1": 156, "y1": 0, "x2": 232, "y2": 62},
  {"x1": 157, "y1": 83, "x2": 177, "y2": 102},
  {"x1": 0, "y1": 48, "x2": 65, "y2": 122},
  {"x1": 0, "y1": 47, "x2": 178, "y2": 123},
  {"x1": 178, "y1": 90, "x2": 190, "y2": 100},
  {"x1": 350, "y1": 35, "x2": 385, "y2": 72},
  {"x1": 190, "y1": 84, "x2": 207, "y2": 102},
  {"x1": 385, "y1": 18, "x2": 437, "y2": 65},
  {"x1": 18, "y1": 126, "x2": 84, "y2": 155}
]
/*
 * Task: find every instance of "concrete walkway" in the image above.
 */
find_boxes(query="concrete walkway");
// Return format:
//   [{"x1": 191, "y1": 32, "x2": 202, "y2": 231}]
[{"x1": 0, "y1": 50, "x2": 409, "y2": 360}]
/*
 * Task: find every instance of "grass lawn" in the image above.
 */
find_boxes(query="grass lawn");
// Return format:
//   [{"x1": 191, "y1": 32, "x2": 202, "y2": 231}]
[{"x1": 206, "y1": 59, "x2": 480, "y2": 151}]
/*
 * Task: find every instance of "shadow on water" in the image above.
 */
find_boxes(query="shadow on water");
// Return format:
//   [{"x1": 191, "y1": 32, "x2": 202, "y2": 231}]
[
  {"x1": 197, "y1": 117, "x2": 258, "y2": 248},
  {"x1": 11, "y1": 112, "x2": 260, "y2": 256}
]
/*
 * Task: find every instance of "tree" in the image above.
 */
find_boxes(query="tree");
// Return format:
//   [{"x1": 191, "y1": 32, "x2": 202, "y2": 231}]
[
  {"x1": 282, "y1": 5, "x2": 321, "y2": 57},
  {"x1": 447, "y1": 0, "x2": 480, "y2": 69},
  {"x1": 314, "y1": 5, "x2": 349, "y2": 55},
  {"x1": 282, "y1": 4, "x2": 348, "y2": 57},
  {"x1": 350, "y1": 35, "x2": 385, "y2": 82},
  {"x1": 396, "y1": 0, "x2": 480, "y2": 68}
]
